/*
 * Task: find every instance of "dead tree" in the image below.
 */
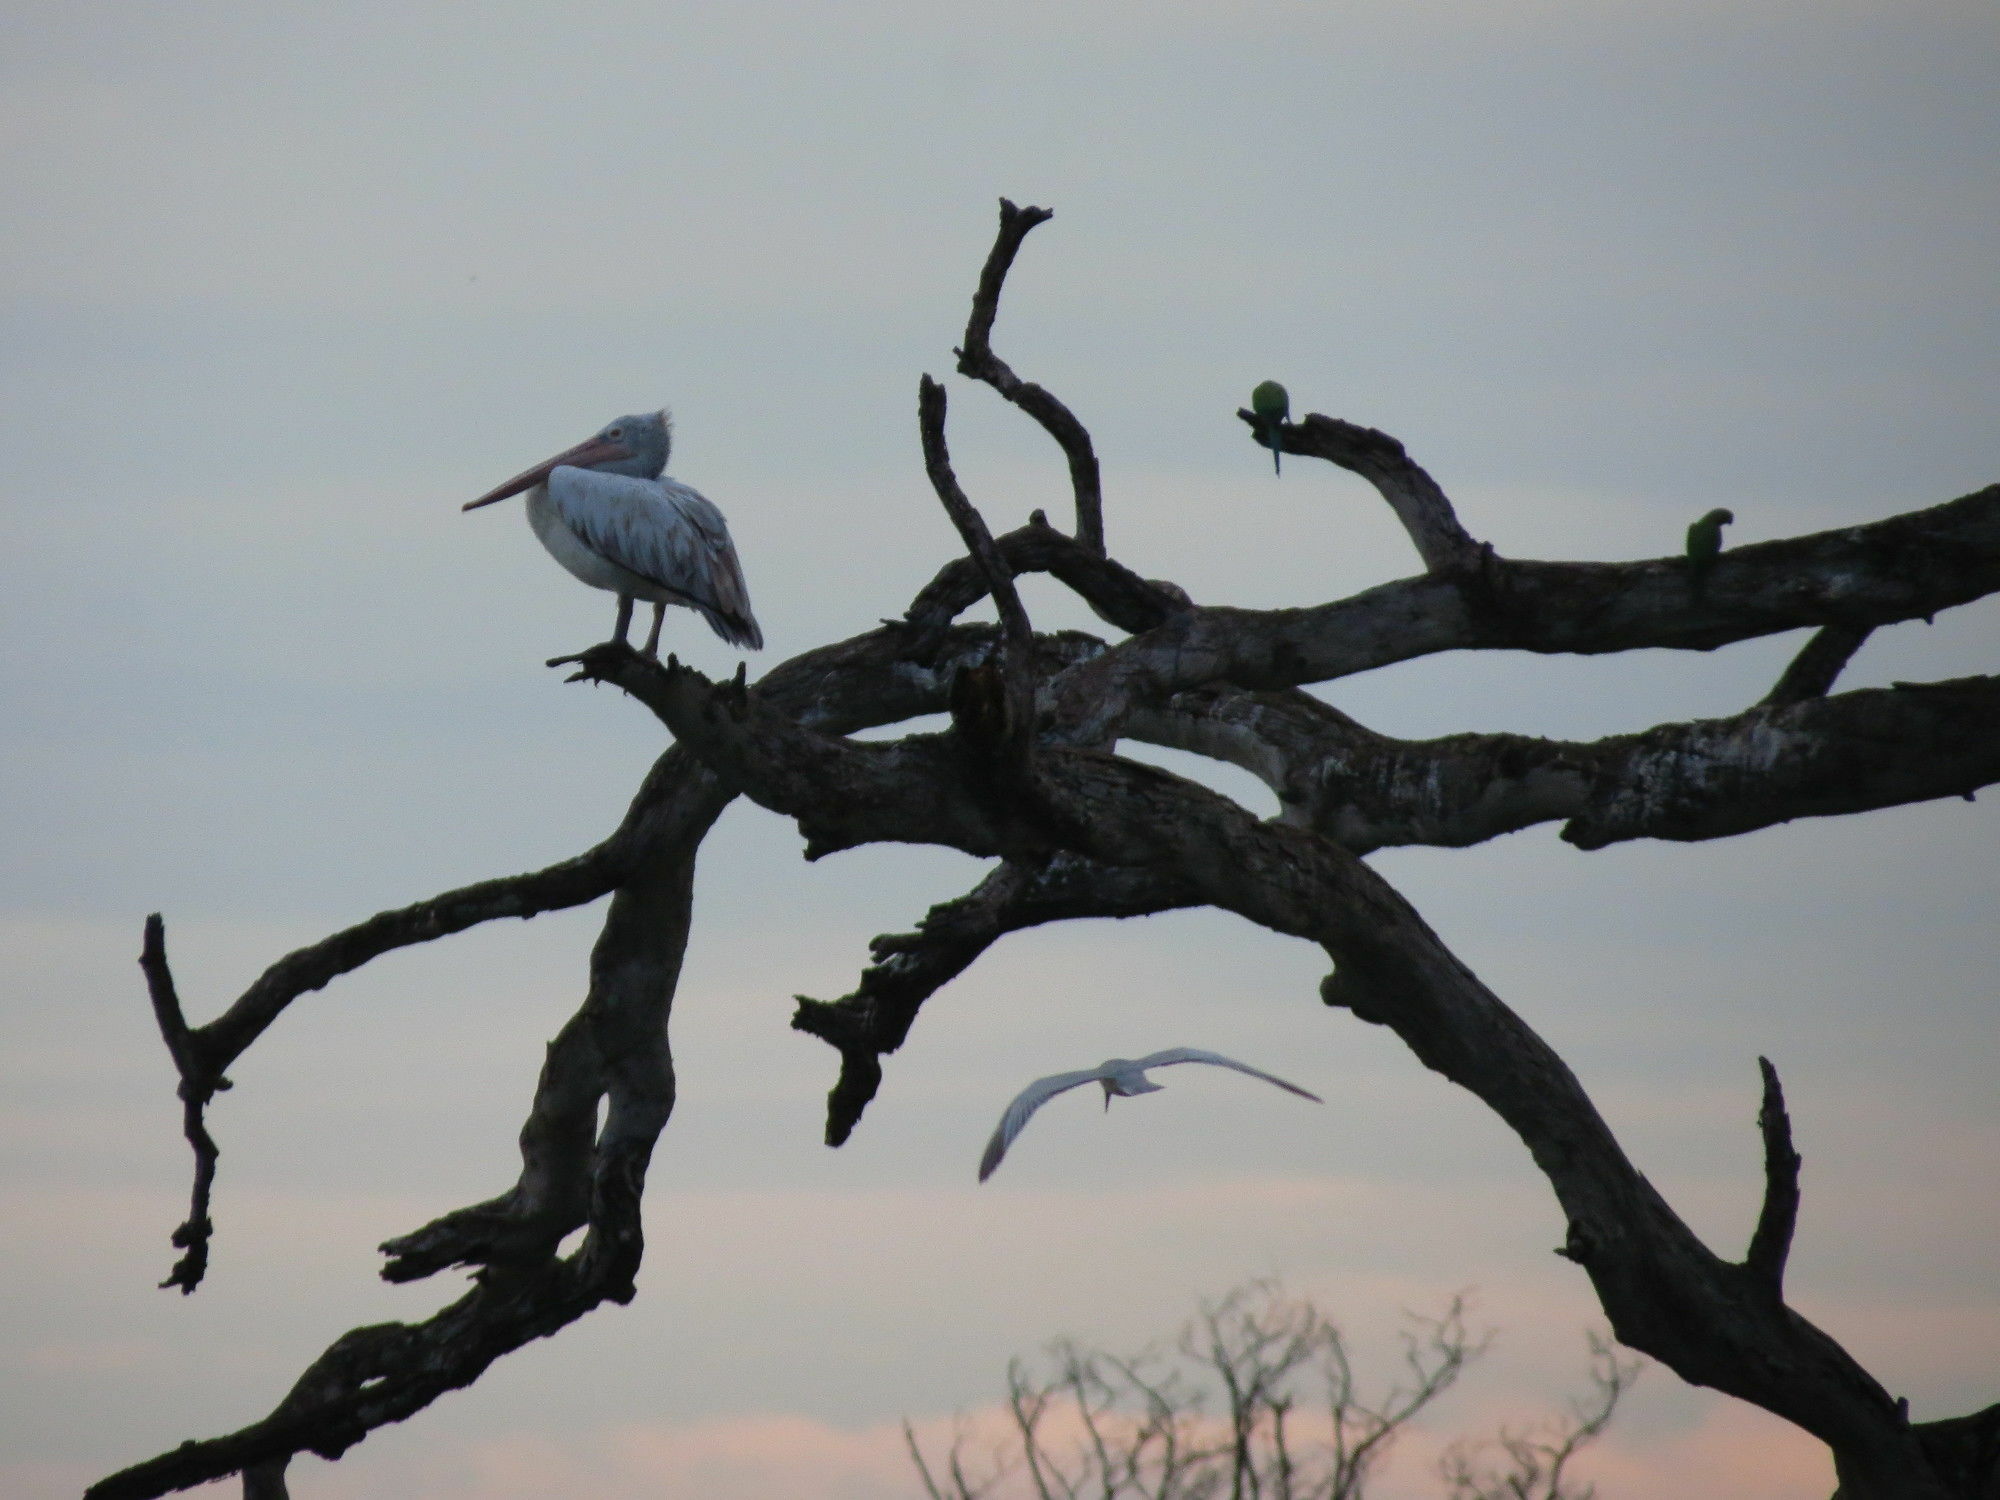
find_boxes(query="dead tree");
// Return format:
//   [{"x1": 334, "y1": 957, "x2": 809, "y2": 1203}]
[{"x1": 93, "y1": 200, "x2": 2000, "y2": 1500}]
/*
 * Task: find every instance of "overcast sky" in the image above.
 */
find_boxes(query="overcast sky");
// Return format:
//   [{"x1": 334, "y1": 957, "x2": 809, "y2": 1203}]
[{"x1": 3, "y1": 3, "x2": 1996, "y2": 1497}]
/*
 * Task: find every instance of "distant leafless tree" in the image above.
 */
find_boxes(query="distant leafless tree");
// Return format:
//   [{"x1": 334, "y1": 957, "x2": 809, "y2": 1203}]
[
  {"x1": 93, "y1": 201, "x2": 2000, "y2": 1499},
  {"x1": 905, "y1": 1283, "x2": 1634, "y2": 1500},
  {"x1": 1439, "y1": 1334, "x2": 1640, "y2": 1500}
]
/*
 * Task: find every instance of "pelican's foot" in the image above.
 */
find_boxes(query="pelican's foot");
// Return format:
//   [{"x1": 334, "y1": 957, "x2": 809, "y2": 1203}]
[{"x1": 546, "y1": 640, "x2": 642, "y2": 683}]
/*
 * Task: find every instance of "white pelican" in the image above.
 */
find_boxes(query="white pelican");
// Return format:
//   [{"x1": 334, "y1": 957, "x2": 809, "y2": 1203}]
[
  {"x1": 978, "y1": 1047, "x2": 1321, "y2": 1181},
  {"x1": 464, "y1": 409, "x2": 762, "y2": 654}
]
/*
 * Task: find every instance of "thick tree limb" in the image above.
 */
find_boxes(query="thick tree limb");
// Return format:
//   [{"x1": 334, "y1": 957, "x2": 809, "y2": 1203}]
[
  {"x1": 591, "y1": 646, "x2": 1949, "y2": 1498},
  {"x1": 1045, "y1": 484, "x2": 2000, "y2": 745},
  {"x1": 1561, "y1": 674, "x2": 2000, "y2": 849},
  {"x1": 1912, "y1": 1404, "x2": 2000, "y2": 1500},
  {"x1": 1238, "y1": 410, "x2": 1487, "y2": 574},
  {"x1": 956, "y1": 198, "x2": 1105, "y2": 554},
  {"x1": 1125, "y1": 673, "x2": 2000, "y2": 855}
]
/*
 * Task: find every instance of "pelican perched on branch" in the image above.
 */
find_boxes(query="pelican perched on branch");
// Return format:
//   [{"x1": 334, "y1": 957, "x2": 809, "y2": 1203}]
[
  {"x1": 978, "y1": 1048, "x2": 1322, "y2": 1181},
  {"x1": 464, "y1": 409, "x2": 762, "y2": 654}
]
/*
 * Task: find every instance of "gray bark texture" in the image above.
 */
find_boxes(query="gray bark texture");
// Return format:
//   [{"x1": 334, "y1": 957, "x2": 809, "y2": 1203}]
[{"x1": 95, "y1": 201, "x2": 2000, "y2": 1500}]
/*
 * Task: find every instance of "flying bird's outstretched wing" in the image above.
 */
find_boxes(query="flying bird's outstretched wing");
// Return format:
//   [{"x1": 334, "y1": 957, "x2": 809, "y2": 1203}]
[
  {"x1": 1137, "y1": 1047, "x2": 1323, "y2": 1103},
  {"x1": 547, "y1": 468, "x2": 763, "y2": 648},
  {"x1": 978, "y1": 1067, "x2": 1109, "y2": 1182}
]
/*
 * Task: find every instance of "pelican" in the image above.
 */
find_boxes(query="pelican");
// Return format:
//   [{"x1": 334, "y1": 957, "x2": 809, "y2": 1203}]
[
  {"x1": 464, "y1": 409, "x2": 762, "y2": 654},
  {"x1": 978, "y1": 1047, "x2": 1321, "y2": 1181}
]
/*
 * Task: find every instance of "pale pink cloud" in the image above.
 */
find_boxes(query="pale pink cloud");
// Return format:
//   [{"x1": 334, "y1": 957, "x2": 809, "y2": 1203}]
[{"x1": 313, "y1": 1387, "x2": 1834, "y2": 1500}]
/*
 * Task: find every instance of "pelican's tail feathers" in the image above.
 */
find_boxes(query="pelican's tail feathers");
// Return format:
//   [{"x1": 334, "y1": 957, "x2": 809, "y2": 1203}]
[{"x1": 698, "y1": 601, "x2": 764, "y2": 651}]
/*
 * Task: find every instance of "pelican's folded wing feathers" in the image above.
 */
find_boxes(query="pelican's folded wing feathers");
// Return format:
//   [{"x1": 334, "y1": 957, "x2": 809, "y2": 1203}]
[{"x1": 547, "y1": 468, "x2": 763, "y2": 649}]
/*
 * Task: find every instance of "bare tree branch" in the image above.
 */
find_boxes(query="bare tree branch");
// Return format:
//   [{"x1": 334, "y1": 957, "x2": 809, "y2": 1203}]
[
  {"x1": 921, "y1": 374, "x2": 1036, "y2": 657},
  {"x1": 920, "y1": 373, "x2": 1039, "y2": 771},
  {"x1": 139, "y1": 915, "x2": 223, "y2": 1293},
  {"x1": 1044, "y1": 483, "x2": 2000, "y2": 746},
  {"x1": 1744, "y1": 1056, "x2": 1803, "y2": 1301},
  {"x1": 901, "y1": 517, "x2": 1184, "y2": 654},
  {"x1": 92, "y1": 827, "x2": 705, "y2": 1499},
  {"x1": 957, "y1": 198, "x2": 1105, "y2": 554},
  {"x1": 1125, "y1": 673, "x2": 2000, "y2": 856},
  {"x1": 1763, "y1": 622, "x2": 1875, "y2": 706},
  {"x1": 792, "y1": 853, "x2": 1199, "y2": 1146},
  {"x1": 1238, "y1": 411, "x2": 1486, "y2": 575}
]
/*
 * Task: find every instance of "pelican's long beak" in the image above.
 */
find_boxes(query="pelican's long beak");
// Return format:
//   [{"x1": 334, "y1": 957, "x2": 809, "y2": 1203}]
[{"x1": 462, "y1": 434, "x2": 633, "y2": 511}]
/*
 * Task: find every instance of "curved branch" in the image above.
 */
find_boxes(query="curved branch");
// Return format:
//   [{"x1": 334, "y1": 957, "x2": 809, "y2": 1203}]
[
  {"x1": 901, "y1": 517, "x2": 1185, "y2": 654},
  {"x1": 956, "y1": 198, "x2": 1105, "y2": 553},
  {"x1": 1238, "y1": 410, "x2": 1486, "y2": 574},
  {"x1": 919, "y1": 375, "x2": 1033, "y2": 656},
  {"x1": 92, "y1": 825, "x2": 706, "y2": 1498},
  {"x1": 792, "y1": 853, "x2": 1200, "y2": 1145},
  {"x1": 140, "y1": 748, "x2": 697, "y2": 1291}
]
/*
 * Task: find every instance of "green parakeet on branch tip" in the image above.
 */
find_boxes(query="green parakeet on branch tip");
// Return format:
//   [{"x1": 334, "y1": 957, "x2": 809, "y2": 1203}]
[
  {"x1": 1685, "y1": 507, "x2": 1735, "y2": 599},
  {"x1": 1251, "y1": 380, "x2": 1289, "y2": 475}
]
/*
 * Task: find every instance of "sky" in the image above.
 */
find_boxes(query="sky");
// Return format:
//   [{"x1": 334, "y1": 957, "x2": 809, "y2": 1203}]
[{"x1": 2, "y1": 1, "x2": 1996, "y2": 1496}]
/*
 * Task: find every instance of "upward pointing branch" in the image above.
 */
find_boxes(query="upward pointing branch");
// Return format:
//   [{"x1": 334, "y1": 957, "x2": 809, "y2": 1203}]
[
  {"x1": 920, "y1": 375, "x2": 1039, "y2": 765},
  {"x1": 919, "y1": 375, "x2": 1033, "y2": 655},
  {"x1": 139, "y1": 915, "x2": 223, "y2": 1294},
  {"x1": 956, "y1": 198, "x2": 1106, "y2": 555},
  {"x1": 1745, "y1": 1055, "x2": 1804, "y2": 1300}
]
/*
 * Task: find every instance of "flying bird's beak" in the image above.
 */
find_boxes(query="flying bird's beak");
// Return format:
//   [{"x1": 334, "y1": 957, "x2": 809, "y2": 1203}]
[{"x1": 462, "y1": 434, "x2": 634, "y2": 511}]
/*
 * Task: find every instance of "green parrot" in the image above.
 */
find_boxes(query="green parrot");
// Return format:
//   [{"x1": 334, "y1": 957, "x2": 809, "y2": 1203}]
[
  {"x1": 1685, "y1": 508, "x2": 1735, "y2": 600},
  {"x1": 1251, "y1": 380, "x2": 1289, "y2": 475}
]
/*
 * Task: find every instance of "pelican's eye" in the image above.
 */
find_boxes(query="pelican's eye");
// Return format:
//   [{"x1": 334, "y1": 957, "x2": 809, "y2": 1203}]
[{"x1": 607, "y1": 428, "x2": 624, "y2": 439}]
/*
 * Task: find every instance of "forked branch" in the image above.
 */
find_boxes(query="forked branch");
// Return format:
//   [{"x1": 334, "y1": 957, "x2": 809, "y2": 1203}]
[{"x1": 956, "y1": 198, "x2": 1105, "y2": 554}]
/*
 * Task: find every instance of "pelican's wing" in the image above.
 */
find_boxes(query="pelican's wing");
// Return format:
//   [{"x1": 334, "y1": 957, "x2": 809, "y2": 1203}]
[
  {"x1": 1137, "y1": 1047, "x2": 1323, "y2": 1103},
  {"x1": 978, "y1": 1067, "x2": 1107, "y2": 1182},
  {"x1": 546, "y1": 468, "x2": 763, "y2": 648}
]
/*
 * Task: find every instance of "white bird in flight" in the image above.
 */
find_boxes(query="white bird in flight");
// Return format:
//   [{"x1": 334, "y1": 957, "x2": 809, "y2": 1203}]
[
  {"x1": 463, "y1": 409, "x2": 762, "y2": 655},
  {"x1": 978, "y1": 1047, "x2": 1322, "y2": 1182}
]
